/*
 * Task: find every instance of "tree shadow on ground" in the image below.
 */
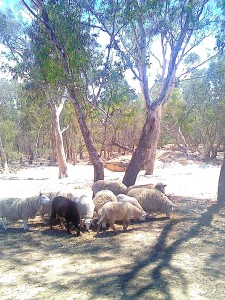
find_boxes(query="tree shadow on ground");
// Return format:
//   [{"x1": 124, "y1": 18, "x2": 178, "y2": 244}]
[
  {"x1": 81, "y1": 201, "x2": 224, "y2": 299},
  {"x1": 120, "y1": 202, "x2": 224, "y2": 299}
]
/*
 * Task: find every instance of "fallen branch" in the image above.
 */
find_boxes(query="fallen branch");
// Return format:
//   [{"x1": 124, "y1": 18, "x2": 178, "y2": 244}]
[{"x1": 112, "y1": 141, "x2": 134, "y2": 153}]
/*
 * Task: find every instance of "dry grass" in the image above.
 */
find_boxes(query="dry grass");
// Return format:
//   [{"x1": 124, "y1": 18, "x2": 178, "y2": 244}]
[{"x1": 0, "y1": 194, "x2": 224, "y2": 300}]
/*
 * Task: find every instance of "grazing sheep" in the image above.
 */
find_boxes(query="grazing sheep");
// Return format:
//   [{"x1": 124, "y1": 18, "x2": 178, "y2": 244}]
[
  {"x1": 127, "y1": 188, "x2": 173, "y2": 218},
  {"x1": 117, "y1": 194, "x2": 145, "y2": 213},
  {"x1": 127, "y1": 182, "x2": 167, "y2": 194},
  {"x1": 0, "y1": 194, "x2": 51, "y2": 230},
  {"x1": 38, "y1": 190, "x2": 79, "y2": 224},
  {"x1": 93, "y1": 190, "x2": 118, "y2": 213},
  {"x1": 38, "y1": 192, "x2": 60, "y2": 224},
  {"x1": 50, "y1": 196, "x2": 81, "y2": 236},
  {"x1": 73, "y1": 194, "x2": 94, "y2": 231},
  {"x1": 93, "y1": 190, "x2": 118, "y2": 228},
  {"x1": 92, "y1": 180, "x2": 127, "y2": 196},
  {"x1": 39, "y1": 189, "x2": 94, "y2": 231},
  {"x1": 97, "y1": 201, "x2": 146, "y2": 234}
]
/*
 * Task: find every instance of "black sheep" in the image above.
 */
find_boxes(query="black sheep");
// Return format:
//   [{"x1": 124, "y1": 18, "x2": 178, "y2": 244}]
[{"x1": 50, "y1": 196, "x2": 80, "y2": 236}]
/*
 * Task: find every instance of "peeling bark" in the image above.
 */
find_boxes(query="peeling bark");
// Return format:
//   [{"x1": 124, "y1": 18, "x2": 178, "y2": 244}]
[
  {"x1": 49, "y1": 97, "x2": 68, "y2": 179},
  {"x1": 145, "y1": 106, "x2": 162, "y2": 175}
]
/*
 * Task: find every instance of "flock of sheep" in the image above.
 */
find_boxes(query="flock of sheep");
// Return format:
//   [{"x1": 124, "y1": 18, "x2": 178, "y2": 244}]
[{"x1": 0, "y1": 180, "x2": 174, "y2": 236}]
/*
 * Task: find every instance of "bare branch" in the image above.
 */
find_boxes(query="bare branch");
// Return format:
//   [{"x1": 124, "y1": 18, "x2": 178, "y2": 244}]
[
  {"x1": 21, "y1": 0, "x2": 44, "y2": 24},
  {"x1": 61, "y1": 125, "x2": 70, "y2": 134},
  {"x1": 178, "y1": 51, "x2": 220, "y2": 80}
]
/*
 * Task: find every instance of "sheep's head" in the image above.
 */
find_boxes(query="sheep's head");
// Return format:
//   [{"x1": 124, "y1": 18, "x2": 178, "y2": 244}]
[
  {"x1": 155, "y1": 182, "x2": 167, "y2": 194},
  {"x1": 84, "y1": 218, "x2": 92, "y2": 231},
  {"x1": 39, "y1": 193, "x2": 51, "y2": 204},
  {"x1": 165, "y1": 203, "x2": 173, "y2": 218},
  {"x1": 139, "y1": 210, "x2": 147, "y2": 221}
]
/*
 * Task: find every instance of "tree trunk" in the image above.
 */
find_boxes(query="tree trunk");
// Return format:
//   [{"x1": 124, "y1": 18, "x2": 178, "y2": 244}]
[
  {"x1": 69, "y1": 87, "x2": 104, "y2": 182},
  {"x1": 217, "y1": 153, "x2": 225, "y2": 206},
  {"x1": 32, "y1": 2, "x2": 104, "y2": 182},
  {"x1": 123, "y1": 106, "x2": 161, "y2": 187},
  {"x1": 49, "y1": 98, "x2": 68, "y2": 179},
  {"x1": 28, "y1": 145, "x2": 34, "y2": 164},
  {"x1": 145, "y1": 107, "x2": 162, "y2": 175},
  {"x1": 50, "y1": 121, "x2": 56, "y2": 165},
  {"x1": 0, "y1": 136, "x2": 9, "y2": 173}
]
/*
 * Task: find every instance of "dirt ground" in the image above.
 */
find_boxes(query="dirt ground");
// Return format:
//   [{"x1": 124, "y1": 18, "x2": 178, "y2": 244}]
[{"x1": 0, "y1": 153, "x2": 225, "y2": 300}]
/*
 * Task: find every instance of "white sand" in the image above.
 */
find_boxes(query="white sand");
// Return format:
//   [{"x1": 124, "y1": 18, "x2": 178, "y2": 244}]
[{"x1": 0, "y1": 159, "x2": 221, "y2": 200}]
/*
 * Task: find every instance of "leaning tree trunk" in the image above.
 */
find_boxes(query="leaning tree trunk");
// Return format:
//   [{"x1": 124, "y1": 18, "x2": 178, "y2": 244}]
[
  {"x1": 123, "y1": 106, "x2": 161, "y2": 187},
  {"x1": 33, "y1": 2, "x2": 104, "y2": 183},
  {"x1": 217, "y1": 152, "x2": 225, "y2": 206},
  {"x1": 69, "y1": 88, "x2": 104, "y2": 182}
]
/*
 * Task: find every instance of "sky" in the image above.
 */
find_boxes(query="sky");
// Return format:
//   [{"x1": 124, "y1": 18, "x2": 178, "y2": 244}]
[
  {"x1": 0, "y1": 0, "x2": 20, "y2": 11},
  {"x1": 0, "y1": 0, "x2": 217, "y2": 92}
]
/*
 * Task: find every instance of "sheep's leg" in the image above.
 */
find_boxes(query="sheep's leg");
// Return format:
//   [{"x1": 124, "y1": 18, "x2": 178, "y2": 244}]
[
  {"x1": 74, "y1": 225, "x2": 80, "y2": 236},
  {"x1": 97, "y1": 216, "x2": 107, "y2": 234},
  {"x1": 23, "y1": 220, "x2": 28, "y2": 231},
  {"x1": 66, "y1": 221, "x2": 71, "y2": 234},
  {"x1": 97, "y1": 219, "x2": 103, "y2": 234},
  {"x1": 50, "y1": 216, "x2": 54, "y2": 229},
  {"x1": 58, "y1": 217, "x2": 64, "y2": 229},
  {"x1": 123, "y1": 220, "x2": 126, "y2": 231},
  {"x1": 123, "y1": 219, "x2": 129, "y2": 231},
  {"x1": 102, "y1": 221, "x2": 107, "y2": 228},
  {"x1": 123, "y1": 219, "x2": 130, "y2": 231},
  {"x1": 50, "y1": 210, "x2": 57, "y2": 229},
  {"x1": 40, "y1": 214, "x2": 46, "y2": 225},
  {"x1": 2, "y1": 217, "x2": 7, "y2": 230}
]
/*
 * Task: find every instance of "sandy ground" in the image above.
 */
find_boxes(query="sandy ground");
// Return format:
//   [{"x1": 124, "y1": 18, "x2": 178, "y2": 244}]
[
  {"x1": 0, "y1": 155, "x2": 224, "y2": 300},
  {"x1": 0, "y1": 155, "x2": 221, "y2": 199}
]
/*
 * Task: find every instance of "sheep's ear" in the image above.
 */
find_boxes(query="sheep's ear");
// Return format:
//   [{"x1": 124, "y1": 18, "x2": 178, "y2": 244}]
[{"x1": 39, "y1": 191, "x2": 42, "y2": 196}]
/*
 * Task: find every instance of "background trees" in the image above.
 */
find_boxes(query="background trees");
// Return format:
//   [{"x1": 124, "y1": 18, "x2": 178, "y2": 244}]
[
  {"x1": 83, "y1": 0, "x2": 223, "y2": 185},
  {"x1": 0, "y1": 0, "x2": 224, "y2": 189}
]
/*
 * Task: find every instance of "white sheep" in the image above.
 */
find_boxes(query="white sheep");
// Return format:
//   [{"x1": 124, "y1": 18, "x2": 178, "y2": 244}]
[
  {"x1": 97, "y1": 201, "x2": 146, "y2": 234},
  {"x1": 0, "y1": 194, "x2": 51, "y2": 230},
  {"x1": 72, "y1": 194, "x2": 94, "y2": 231},
  {"x1": 92, "y1": 180, "x2": 127, "y2": 196},
  {"x1": 127, "y1": 182, "x2": 167, "y2": 194},
  {"x1": 93, "y1": 190, "x2": 117, "y2": 213},
  {"x1": 38, "y1": 191, "x2": 60, "y2": 224},
  {"x1": 93, "y1": 190, "x2": 118, "y2": 228},
  {"x1": 127, "y1": 188, "x2": 174, "y2": 218},
  {"x1": 117, "y1": 194, "x2": 145, "y2": 213}
]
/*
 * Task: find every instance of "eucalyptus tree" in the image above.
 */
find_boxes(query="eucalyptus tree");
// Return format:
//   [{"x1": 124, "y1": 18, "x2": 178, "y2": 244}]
[
  {"x1": 180, "y1": 54, "x2": 225, "y2": 159},
  {"x1": 0, "y1": 79, "x2": 20, "y2": 171},
  {"x1": 85, "y1": 0, "x2": 223, "y2": 185},
  {"x1": 21, "y1": 0, "x2": 122, "y2": 182}
]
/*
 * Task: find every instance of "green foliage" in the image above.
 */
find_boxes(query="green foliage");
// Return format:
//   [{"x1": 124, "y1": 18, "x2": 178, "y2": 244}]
[
  {"x1": 183, "y1": 53, "x2": 200, "y2": 66},
  {"x1": 179, "y1": 54, "x2": 225, "y2": 157},
  {"x1": 0, "y1": 79, "x2": 21, "y2": 161}
]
